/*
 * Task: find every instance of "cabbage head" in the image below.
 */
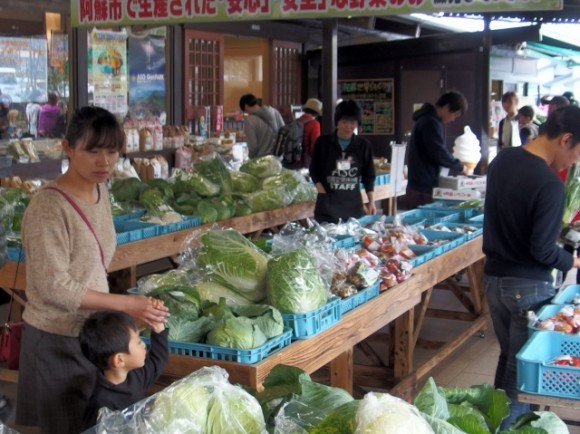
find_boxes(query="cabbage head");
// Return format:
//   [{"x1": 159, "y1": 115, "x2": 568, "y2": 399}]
[
  {"x1": 149, "y1": 381, "x2": 210, "y2": 434},
  {"x1": 355, "y1": 392, "x2": 434, "y2": 434},
  {"x1": 194, "y1": 279, "x2": 254, "y2": 307},
  {"x1": 267, "y1": 247, "x2": 327, "y2": 314},
  {"x1": 240, "y1": 155, "x2": 283, "y2": 179},
  {"x1": 293, "y1": 183, "x2": 317, "y2": 203},
  {"x1": 206, "y1": 316, "x2": 267, "y2": 349},
  {"x1": 244, "y1": 186, "x2": 291, "y2": 213},
  {"x1": 111, "y1": 177, "x2": 145, "y2": 203},
  {"x1": 197, "y1": 229, "x2": 269, "y2": 302},
  {"x1": 194, "y1": 152, "x2": 232, "y2": 193},
  {"x1": 231, "y1": 171, "x2": 261, "y2": 193},
  {"x1": 207, "y1": 382, "x2": 267, "y2": 434},
  {"x1": 175, "y1": 170, "x2": 220, "y2": 197},
  {"x1": 232, "y1": 304, "x2": 284, "y2": 339}
]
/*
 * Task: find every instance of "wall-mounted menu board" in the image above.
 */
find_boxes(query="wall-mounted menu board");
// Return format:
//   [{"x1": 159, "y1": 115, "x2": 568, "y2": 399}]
[{"x1": 338, "y1": 79, "x2": 394, "y2": 135}]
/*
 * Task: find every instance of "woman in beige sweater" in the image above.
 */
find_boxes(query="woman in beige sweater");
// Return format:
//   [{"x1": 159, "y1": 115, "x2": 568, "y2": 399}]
[{"x1": 15, "y1": 107, "x2": 169, "y2": 434}]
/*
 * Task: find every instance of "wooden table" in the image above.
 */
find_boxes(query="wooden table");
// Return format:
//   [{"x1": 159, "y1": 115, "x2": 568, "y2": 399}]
[
  {"x1": 157, "y1": 237, "x2": 486, "y2": 395},
  {"x1": 517, "y1": 392, "x2": 580, "y2": 426}
]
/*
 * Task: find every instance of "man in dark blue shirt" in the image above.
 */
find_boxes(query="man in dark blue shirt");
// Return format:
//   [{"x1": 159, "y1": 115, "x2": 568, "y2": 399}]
[{"x1": 483, "y1": 105, "x2": 580, "y2": 428}]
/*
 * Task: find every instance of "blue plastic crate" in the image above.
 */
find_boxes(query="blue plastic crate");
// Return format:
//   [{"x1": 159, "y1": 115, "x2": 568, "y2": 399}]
[
  {"x1": 331, "y1": 236, "x2": 357, "y2": 250},
  {"x1": 419, "y1": 200, "x2": 482, "y2": 222},
  {"x1": 552, "y1": 284, "x2": 580, "y2": 305},
  {"x1": 7, "y1": 246, "x2": 25, "y2": 262},
  {"x1": 527, "y1": 304, "x2": 571, "y2": 335},
  {"x1": 341, "y1": 280, "x2": 380, "y2": 315},
  {"x1": 358, "y1": 213, "x2": 425, "y2": 228},
  {"x1": 400, "y1": 208, "x2": 462, "y2": 225},
  {"x1": 282, "y1": 297, "x2": 342, "y2": 340},
  {"x1": 112, "y1": 208, "x2": 146, "y2": 223},
  {"x1": 359, "y1": 173, "x2": 390, "y2": 189},
  {"x1": 425, "y1": 222, "x2": 483, "y2": 241},
  {"x1": 517, "y1": 330, "x2": 580, "y2": 399},
  {"x1": 155, "y1": 216, "x2": 202, "y2": 235},
  {"x1": 114, "y1": 220, "x2": 159, "y2": 245},
  {"x1": 468, "y1": 214, "x2": 484, "y2": 224},
  {"x1": 408, "y1": 244, "x2": 439, "y2": 267},
  {"x1": 417, "y1": 229, "x2": 466, "y2": 253},
  {"x1": 142, "y1": 328, "x2": 292, "y2": 364}
]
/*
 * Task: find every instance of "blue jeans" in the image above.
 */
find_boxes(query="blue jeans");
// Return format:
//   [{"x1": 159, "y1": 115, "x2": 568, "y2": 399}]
[{"x1": 484, "y1": 274, "x2": 555, "y2": 428}]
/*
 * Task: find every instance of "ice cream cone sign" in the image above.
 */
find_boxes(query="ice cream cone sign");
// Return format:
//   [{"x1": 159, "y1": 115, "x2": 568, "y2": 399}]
[{"x1": 453, "y1": 126, "x2": 481, "y2": 176}]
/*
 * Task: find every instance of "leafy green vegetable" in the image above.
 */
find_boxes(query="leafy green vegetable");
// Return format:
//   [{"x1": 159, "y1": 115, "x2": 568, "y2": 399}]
[
  {"x1": 150, "y1": 381, "x2": 209, "y2": 433},
  {"x1": 149, "y1": 285, "x2": 201, "y2": 319},
  {"x1": 197, "y1": 229, "x2": 269, "y2": 302},
  {"x1": 174, "y1": 169, "x2": 220, "y2": 197},
  {"x1": 197, "y1": 201, "x2": 219, "y2": 223},
  {"x1": 194, "y1": 153, "x2": 232, "y2": 194},
  {"x1": 240, "y1": 155, "x2": 283, "y2": 179},
  {"x1": 206, "y1": 316, "x2": 266, "y2": 349},
  {"x1": 166, "y1": 315, "x2": 215, "y2": 342},
  {"x1": 308, "y1": 400, "x2": 359, "y2": 434},
  {"x1": 232, "y1": 304, "x2": 284, "y2": 339},
  {"x1": 206, "y1": 382, "x2": 267, "y2": 434},
  {"x1": 194, "y1": 279, "x2": 254, "y2": 307},
  {"x1": 231, "y1": 170, "x2": 261, "y2": 193},
  {"x1": 111, "y1": 177, "x2": 145, "y2": 203},
  {"x1": 293, "y1": 182, "x2": 317, "y2": 203},
  {"x1": 243, "y1": 185, "x2": 291, "y2": 213},
  {"x1": 146, "y1": 178, "x2": 174, "y2": 201},
  {"x1": 202, "y1": 298, "x2": 235, "y2": 320},
  {"x1": 563, "y1": 163, "x2": 580, "y2": 223},
  {"x1": 267, "y1": 247, "x2": 327, "y2": 313}
]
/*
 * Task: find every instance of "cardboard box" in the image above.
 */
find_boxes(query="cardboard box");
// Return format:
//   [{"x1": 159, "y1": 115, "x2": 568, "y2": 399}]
[
  {"x1": 438, "y1": 175, "x2": 487, "y2": 190},
  {"x1": 432, "y1": 187, "x2": 483, "y2": 201}
]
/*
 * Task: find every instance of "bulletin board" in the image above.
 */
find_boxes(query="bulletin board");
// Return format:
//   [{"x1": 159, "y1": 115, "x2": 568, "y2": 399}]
[{"x1": 338, "y1": 78, "x2": 394, "y2": 135}]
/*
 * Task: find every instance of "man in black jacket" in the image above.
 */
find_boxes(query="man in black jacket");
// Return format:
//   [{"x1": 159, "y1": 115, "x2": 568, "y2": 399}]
[{"x1": 405, "y1": 91, "x2": 467, "y2": 208}]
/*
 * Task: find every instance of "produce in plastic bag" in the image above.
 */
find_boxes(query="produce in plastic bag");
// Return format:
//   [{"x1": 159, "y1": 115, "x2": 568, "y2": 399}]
[
  {"x1": 355, "y1": 392, "x2": 434, "y2": 434},
  {"x1": 193, "y1": 152, "x2": 232, "y2": 194},
  {"x1": 240, "y1": 155, "x2": 283, "y2": 179},
  {"x1": 267, "y1": 247, "x2": 328, "y2": 314},
  {"x1": 242, "y1": 186, "x2": 293, "y2": 213},
  {"x1": 83, "y1": 366, "x2": 267, "y2": 434}
]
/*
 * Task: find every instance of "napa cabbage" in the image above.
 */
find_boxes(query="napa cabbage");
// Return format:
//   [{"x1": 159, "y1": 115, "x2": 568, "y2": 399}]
[
  {"x1": 267, "y1": 247, "x2": 327, "y2": 313},
  {"x1": 206, "y1": 316, "x2": 267, "y2": 349},
  {"x1": 194, "y1": 152, "x2": 232, "y2": 194},
  {"x1": 197, "y1": 229, "x2": 269, "y2": 302},
  {"x1": 194, "y1": 279, "x2": 254, "y2": 307},
  {"x1": 231, "y1": 170, "x2": 261, "y2": 193},
  {"x1": 244, "y1": 186, "x2": 292, "y2": 213},
  {"x1": 240, "y1": 155, "x2": 283, "y2": 179}
]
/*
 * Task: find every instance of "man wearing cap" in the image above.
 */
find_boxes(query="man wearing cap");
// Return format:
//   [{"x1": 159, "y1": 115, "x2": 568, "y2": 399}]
[{"x1": 298, "y1": 98, "x2": 322, "y2": 167}]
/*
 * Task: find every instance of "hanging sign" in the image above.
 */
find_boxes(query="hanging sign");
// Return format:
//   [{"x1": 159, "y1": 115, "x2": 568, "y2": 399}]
[
  {"x1": 339, "y1": 78, "x2": 394, "y2": 135},
  {"x1": 72, "y1": 0, "x2": 562, "y2": 27}
]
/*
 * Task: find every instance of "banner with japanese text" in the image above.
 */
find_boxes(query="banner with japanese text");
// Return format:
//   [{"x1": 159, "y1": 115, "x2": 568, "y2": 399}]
[
  {"x1": 72, "y1": 0, "x2": 562, "y2": 27},
  {"x1": 339, "y1": 78, "x2": 394, "y2": 135},
  {"x1": 88, "y1": 28, "x2": 128, "y2": 116}
]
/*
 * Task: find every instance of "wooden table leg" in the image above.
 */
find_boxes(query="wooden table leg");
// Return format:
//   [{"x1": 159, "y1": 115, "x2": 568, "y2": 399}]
[
  {"x1": 329, "y1": 348, "x2": 353, "y2": 394},
  {"x1": 393, "y1": 309, "x2": 414, "y2": 382}
]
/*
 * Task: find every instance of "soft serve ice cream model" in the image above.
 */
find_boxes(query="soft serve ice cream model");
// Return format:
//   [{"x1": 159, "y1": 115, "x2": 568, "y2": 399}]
[{"x1": 453, "y1": 126, "x2": 481, "y2": 176}]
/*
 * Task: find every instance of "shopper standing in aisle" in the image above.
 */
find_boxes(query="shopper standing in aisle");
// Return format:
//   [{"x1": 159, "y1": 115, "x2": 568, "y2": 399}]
[
  {"x1": 239, "y1": 93, "x2": 285, "y2": 159},
  {"x1": 309, "y1": 99, "x2": 376, "y2": 223},
  {"x1": 497, "y1": 91, "x2": 521, "y2": 149},
  {"x1": 516, "y1": 105, "x2": 539, "y2": 145},
  {"x1": 37, "y1": 92, "x2": 61, "y2": 138},
  {"x1": 15, "y1": 106, "x2": 169, "y2": 434},
  {"x1": 483, "y1": 105, "x2": 580, "y2": 429},
  {"x1": 298, "y1": 97, "x2": 322, "y2": 168},
  {"x1": 405, "y1": 90, "x2": 468, "y2": 209}
]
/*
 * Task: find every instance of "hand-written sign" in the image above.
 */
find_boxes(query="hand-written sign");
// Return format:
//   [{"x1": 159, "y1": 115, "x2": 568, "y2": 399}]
[{"x1": 339, "y1": 79, "x2": 394, "y2": 135}]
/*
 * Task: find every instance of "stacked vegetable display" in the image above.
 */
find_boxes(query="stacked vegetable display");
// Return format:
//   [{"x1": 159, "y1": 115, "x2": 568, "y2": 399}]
[
  {"x1": 111, "y1": 154, "x2": 317, "y2": 224},
  {"x1": 83, "y1": 364, "x2": 569, "y2": 434}
]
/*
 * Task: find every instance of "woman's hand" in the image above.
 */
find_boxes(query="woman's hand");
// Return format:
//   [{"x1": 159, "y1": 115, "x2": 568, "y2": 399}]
[{"x1": 125, "y1": 295, "x2": 169, "y2": 329}]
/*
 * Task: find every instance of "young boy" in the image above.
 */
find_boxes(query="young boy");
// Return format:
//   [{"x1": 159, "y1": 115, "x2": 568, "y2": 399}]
[
  {"x1": 79, "y1": 307, "x2": 169, "y2": 430},
  {"x1": 517, "y1": 105, "x2": 539, "y2": 145}
]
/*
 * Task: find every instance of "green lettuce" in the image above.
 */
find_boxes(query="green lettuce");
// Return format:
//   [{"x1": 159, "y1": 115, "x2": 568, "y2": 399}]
[
  {"x1": 232, "y1": 304, "x2": 284, "y2": 339},
  {"x1": 240, "y1": 155, "x2": 283, "y2": 179},
  {"x1": 197, "y1": 229, "x2": 269, "y2": 302},
  {"x1": 267, "y1": 247, "x2": 327, "y2": 313}
]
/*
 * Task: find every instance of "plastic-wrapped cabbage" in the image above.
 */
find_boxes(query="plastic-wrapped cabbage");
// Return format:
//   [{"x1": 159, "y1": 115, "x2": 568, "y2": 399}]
[
  {"x1": 194, "y1": 279, "x2": 254, "y2": 307},
  {"x1": 194, "y1": 152, "x2": 232, "y2": 194},
  {"x1": 207, "y1": 381, "x2": 267, "y2": 434},
  {"x1": 240, "y1": 155, "x2": 283, "y2": 179},
  {"x1": 174, "y1": 169, "x2": 220, "y2": 197},
  {"x1": 267, "y1": 247, "x2": 327, "y2": 313},
  {"x1": 355, "y1": 392, "x2": 434, "y2": 434},
  {"x1": 197, "y1": 229, "x2": 269, "y2": 302},
  {"x1": 244, "y1": 186, "x2": 292, "y2": 213},
  {"x1": 293, "y1": 182, "x2": 317, "y2": 204},
  {"x1": 137, "y1": 269, "x2": 193, "y2": 294},
  {"x1": 84, "y1": 366, "x2": 267, "y2": 434},
  {"x1": 231, "y1": 170, "x2": 261, "y2": 193}
]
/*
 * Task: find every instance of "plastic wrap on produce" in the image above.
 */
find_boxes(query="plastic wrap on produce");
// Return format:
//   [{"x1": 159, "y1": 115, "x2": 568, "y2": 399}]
[
  {"x1": 0, "y1": 423, "x2": 18, "y2": 434},
  {"x1": 320, "y1": 217, "x2": 364, "y2": 240},
  {"x1": 193, "y1": 151, "x2": 233, "y2": 194},
  {"x1": 136, "y1": 268, "x2": 194, "y2": 294},
  {"x1": 179, "y1": 225, "x2": 270, "y2": 304},
  {"x1": 81, "y1": 366, "x2": 267, "y2": 434}
]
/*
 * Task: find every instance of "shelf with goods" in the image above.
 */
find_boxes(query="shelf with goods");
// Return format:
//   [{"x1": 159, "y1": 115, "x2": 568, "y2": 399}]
[{"x1": 153, "y1": 236, "x2": 485, "y2": 396}]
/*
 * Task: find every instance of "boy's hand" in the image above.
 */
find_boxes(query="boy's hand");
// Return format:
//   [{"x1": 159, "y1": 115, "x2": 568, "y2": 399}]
[{"x1": 148, "y1": 297, "x2": 166, "y2": 333}]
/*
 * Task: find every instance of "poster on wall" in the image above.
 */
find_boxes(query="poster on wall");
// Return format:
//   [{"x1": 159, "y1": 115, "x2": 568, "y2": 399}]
[
  {"x1": 338, "y1": 78, "x2": 394, "y2": 135},
  {"x1": 128, "y1": 28, "x2": 166, "y2": 122},
  {"x1": 88, "y1": 28, "x2": 128, "y2": 116}
]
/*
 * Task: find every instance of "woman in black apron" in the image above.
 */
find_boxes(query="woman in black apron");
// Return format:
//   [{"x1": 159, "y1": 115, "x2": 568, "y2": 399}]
[{"x1": 309, "y1": 99, "x2": 376, "y2": 224}]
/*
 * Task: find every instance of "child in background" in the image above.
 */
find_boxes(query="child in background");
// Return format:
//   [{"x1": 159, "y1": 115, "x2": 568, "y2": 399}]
[
  {"x1": 79, "y1": 305, "x2": 169, "y2": 430},
  {"x1": 517, "y1": 105, "x2": 539, "y2": 145}
]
